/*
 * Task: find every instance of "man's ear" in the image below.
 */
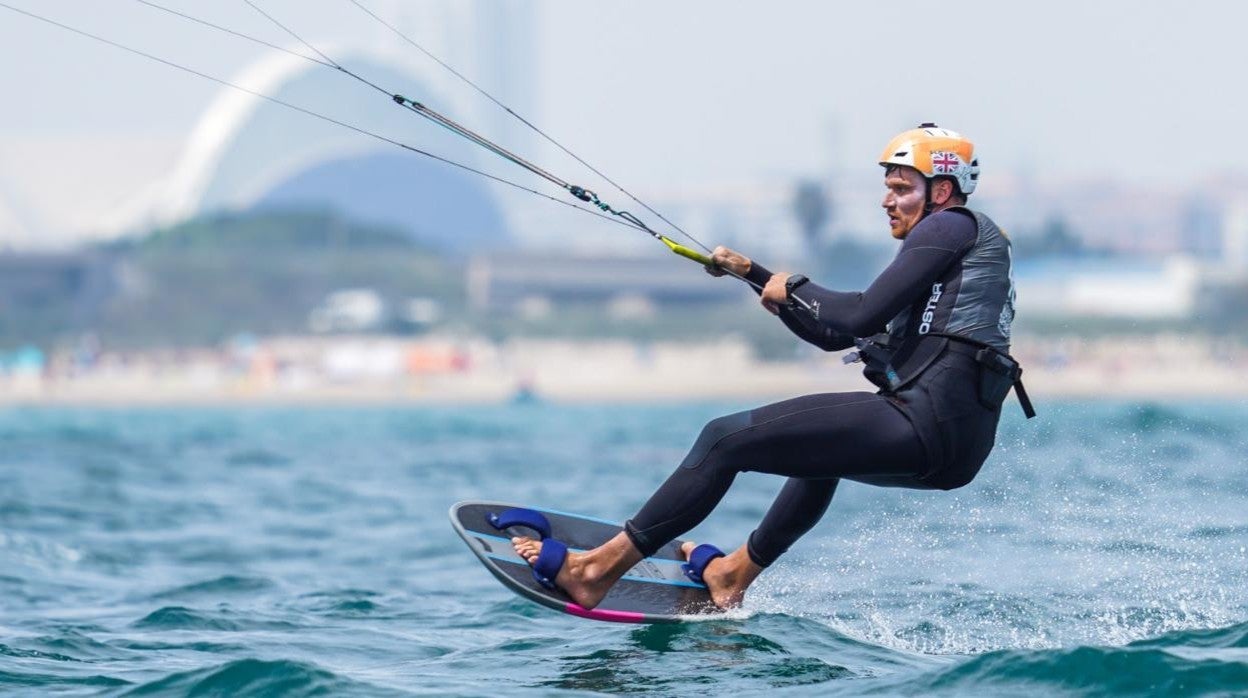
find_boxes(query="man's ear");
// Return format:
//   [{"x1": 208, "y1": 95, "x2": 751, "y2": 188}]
[{"x1": 932, "y1": 178, "x2": 956, "y2": 206}]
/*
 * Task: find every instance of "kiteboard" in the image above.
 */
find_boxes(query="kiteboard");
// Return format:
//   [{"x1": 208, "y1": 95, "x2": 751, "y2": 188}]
[{"x1": 450, "y1": 500, "x2": 718, "y2": 623}]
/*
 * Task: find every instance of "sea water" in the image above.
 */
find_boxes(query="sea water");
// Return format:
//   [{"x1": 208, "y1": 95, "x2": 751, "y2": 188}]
[{"x1": 1, "y1": 401, "x2": 1246, "y2": 696}]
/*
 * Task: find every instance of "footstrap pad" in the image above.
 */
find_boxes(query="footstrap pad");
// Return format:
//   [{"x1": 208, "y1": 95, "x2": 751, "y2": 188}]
[
  {"x1": 681, "y1": 543, "x2": 724, "y2": 585},
  {"x1": 532, "y1": 538, "x2": 568, "y2": 591},
  {"x1": 487, "y1": 508, "x2": 552, "y2": 540}
]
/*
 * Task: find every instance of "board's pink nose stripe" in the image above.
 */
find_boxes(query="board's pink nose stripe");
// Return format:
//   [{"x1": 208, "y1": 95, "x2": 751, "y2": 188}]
[{"x1": 564, "y1": 603, "x2": 645, "y2": 623}]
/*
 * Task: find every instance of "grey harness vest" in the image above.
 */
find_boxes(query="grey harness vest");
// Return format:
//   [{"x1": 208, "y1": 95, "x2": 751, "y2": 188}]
[
  {"x1": 849, "y1": 207, "x2": 1034, "y2": 417},
  {"x1": 886, "y1": 206, "x2": 1014, "y2": 353}
]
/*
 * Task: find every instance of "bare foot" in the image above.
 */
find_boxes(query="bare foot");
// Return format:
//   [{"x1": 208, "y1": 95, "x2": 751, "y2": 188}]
[
  {"x1": 512, "y1": 534, "x2": 639, "y2": 610},
  {"x1": 681, "y1": 541, "x2": 763, "y2": 609}
]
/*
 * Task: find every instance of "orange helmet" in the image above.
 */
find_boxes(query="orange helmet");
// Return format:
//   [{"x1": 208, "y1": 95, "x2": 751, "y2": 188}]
[{"x1": 879, "y1": 123, "x2": 979, "y2": 196}]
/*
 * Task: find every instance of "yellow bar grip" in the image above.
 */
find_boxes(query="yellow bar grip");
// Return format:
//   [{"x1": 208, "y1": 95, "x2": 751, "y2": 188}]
[{"x1": 659, "y1": 235, "x2": 713, "y2": 266}]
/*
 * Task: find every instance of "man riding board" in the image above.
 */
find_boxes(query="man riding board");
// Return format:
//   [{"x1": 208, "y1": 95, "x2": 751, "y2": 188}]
[{"x1": 513, "y1": 123, "x2": 1032, "y2": 610}]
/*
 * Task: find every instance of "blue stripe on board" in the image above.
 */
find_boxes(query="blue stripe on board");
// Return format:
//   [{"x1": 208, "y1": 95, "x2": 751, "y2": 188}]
[
  {"x1": 482, "y1": 552, "x2": 705, "y2": 590},
  {"x1": 529, "y1": 506, "x2": 621, "y2": 527},
  {"x1": 471, "y1": 531, "x2": 686, "y2": 568}
]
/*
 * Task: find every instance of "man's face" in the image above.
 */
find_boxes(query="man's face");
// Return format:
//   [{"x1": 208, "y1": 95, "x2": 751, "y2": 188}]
[{"x1": 881, "y1": 166, "x2": 926, "y2": 239}]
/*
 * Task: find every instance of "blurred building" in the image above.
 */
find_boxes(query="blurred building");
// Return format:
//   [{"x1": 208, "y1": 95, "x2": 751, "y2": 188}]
[
  {"x1": 466, "y1": 252, "x2": 743, "y2": 314},
  {"x1": 1180, "y1": 195, "x2": 1224, "y2": 260},
  {"x1": 0, "y1": 251, "x2": 115, "y2": 332},
  {"x1": 308, "y1": 289, "x2": 386, "y2": 333},
  {"x1": 1014, "y1": 257, "x2": 1200, "y2": 319},
  {"x1": 1221, "y1": 197, "x2": 1248, "y2": 270},
  {"x1": 308, "y1": 289, "x2": 445, "y2": 335}
]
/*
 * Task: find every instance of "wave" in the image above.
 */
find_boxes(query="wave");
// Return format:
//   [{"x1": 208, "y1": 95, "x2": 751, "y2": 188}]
[
  {"x1": 540, "y1": 621, "x2": 860, "y2": 695},
  {"x1": 1083, "y1": 403, "x2": 1236, "y2": 439},
  {"x1": 226, "y1": 448, "x2": 292, "y2": 467},
  {"x1": 0, "y1": 669, "x2": 128, "y2": 690},
  {"x1": 28, "y1": 630, "x2": 121, "y2": 661},
  {"x1": 112, "y1": 640, "x2": 248, "y2": 654},
  {"x1": 132, "y1": 606, "x2": 243, "y2": 632},
  {"x1": 148, "y1": 575, "x2": 274, "y2": 600},
  {"x1": 131, "y1": 606, "x2": 298, "y2": 632},
  {"x1": 884, "y1": 633, "x2": 1248, "y2": 696},
  {"x1": 0, "y1": 643, "x2": 81, "y2": 663},
  {"x1": 120, "y1": 658, "x2": 399, "y2": 697},
  {"x1": 1128, "y1": 621, "x2": 1248, "y2": 650},
  {"x1": 290, "y1": 588, "x2": 393, "y2": 618}
]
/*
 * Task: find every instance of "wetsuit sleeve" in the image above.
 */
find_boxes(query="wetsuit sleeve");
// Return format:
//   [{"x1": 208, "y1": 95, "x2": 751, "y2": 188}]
[
  {"x1": 789, "y1": 210, "x2": 977, "y2": 337},
  {"x1": 742, "y1": 263, "x2": 857, "y2": 351}
]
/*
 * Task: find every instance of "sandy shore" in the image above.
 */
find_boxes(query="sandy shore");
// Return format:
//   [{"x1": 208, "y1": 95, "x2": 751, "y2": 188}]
[{"x1": 5, "y1": 346, "x2": 1247, "y2": 406}]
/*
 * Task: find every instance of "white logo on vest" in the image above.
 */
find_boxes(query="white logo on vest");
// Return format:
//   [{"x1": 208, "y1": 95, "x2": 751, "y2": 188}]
[{"x1": 919, "y1": 282, "x2": 943, "y2": 334}]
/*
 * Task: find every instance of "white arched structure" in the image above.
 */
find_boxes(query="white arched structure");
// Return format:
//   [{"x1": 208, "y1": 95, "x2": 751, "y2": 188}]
[
  {"x1": 151, "y1": 44, "x2": 472, "y2": 227},
  {"x1": 98, "y1": 1, "x2": 540, "y2": 244},
  {"x1": 156, "y1": 49, "x2": 318, "y2": 224}
]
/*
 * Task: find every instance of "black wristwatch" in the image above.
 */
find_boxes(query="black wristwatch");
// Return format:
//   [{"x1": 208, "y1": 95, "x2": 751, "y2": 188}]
[{"x1": 784, "y1": 274, "x2": 810, "y2": 301}]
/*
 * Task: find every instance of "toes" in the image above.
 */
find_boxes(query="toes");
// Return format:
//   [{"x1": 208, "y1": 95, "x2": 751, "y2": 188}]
[
  {"x1": 511, "y1": 536, "x2": 542, "y2": 563},
  {"x1": 680, "y1": 541, "x2": 697, "y2": 560}
]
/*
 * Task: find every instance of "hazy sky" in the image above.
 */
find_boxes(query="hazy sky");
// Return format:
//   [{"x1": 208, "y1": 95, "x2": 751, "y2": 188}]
[{"x1": 1, "y1": 0, "x2": 1245, "y2": 244}]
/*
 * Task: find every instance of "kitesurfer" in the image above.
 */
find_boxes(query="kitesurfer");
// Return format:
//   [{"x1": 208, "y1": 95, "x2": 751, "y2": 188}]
[{"x1": 513, "y1": 124, "x2": 1032, "y2": 610}]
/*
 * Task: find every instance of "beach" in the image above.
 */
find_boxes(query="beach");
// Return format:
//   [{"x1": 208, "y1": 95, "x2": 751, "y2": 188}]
[{"x1": 5, "y1": 334, "x2": 1247, "y2": 405}]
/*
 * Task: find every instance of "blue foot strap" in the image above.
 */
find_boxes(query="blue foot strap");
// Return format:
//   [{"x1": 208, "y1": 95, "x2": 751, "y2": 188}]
[
  {"x1": 531, "y1": 538, "x2": 568, "y2": 591},
  {"x1": 487, "y1": 508, "x2": 552, "y2": 540},
  {"x1": 681, "y1": 543, "x2": 725, "y2": 585}
]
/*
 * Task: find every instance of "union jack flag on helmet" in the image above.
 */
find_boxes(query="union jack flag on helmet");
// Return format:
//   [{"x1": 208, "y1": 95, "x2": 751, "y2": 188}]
[{"x1": 879, "y1": 123, "x2": 979, "y2": 195}]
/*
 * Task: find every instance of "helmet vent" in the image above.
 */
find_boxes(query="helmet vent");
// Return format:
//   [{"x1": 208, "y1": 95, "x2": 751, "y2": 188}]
[{"x1": 894, "y1": 151, "x2": 908, "y2": 157}]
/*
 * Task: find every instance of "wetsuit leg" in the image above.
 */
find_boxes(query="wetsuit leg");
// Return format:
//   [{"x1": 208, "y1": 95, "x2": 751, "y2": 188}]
[
  {"x1": 747, "y1": 477, "x2": 838, "y2": 568},
  {"x1": 624, "y1": 391, "x2": 926, "y2": 559}
]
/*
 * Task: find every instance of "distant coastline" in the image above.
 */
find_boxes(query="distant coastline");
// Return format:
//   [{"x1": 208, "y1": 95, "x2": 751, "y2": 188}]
[{"x1": 4, "y1": 334, "x2": 1245, "y2": 405}]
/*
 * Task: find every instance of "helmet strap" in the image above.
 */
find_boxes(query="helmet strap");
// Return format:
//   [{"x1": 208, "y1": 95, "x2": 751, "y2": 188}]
[{"x1": 922, "y1": 178, "x2": 934, "y2": 217}]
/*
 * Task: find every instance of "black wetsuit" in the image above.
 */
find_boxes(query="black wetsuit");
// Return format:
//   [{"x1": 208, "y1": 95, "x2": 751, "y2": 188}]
[{"x1": 624, "y1": 208, "x2": 1017, "y2": 568}]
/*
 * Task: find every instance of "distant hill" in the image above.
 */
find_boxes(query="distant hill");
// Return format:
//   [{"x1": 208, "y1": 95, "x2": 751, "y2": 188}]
[
  {"x1": 252, "y1": 150, "x2": 511, "y2": 254},
  {"x1": 127, "y1": 209, "x2": 422, "y2": 252},
  {"x1": 0, "y1": 210, "x2": 463, "y2": 349}
]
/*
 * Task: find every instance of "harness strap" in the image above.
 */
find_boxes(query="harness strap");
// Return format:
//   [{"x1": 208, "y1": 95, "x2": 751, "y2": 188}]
[
  {"x1": 925, "y1": 332, "x2": 1036, "y2": 419},
  {"x1": 1012, "y1": 371, "x2": 1037, "y2": 419}
]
